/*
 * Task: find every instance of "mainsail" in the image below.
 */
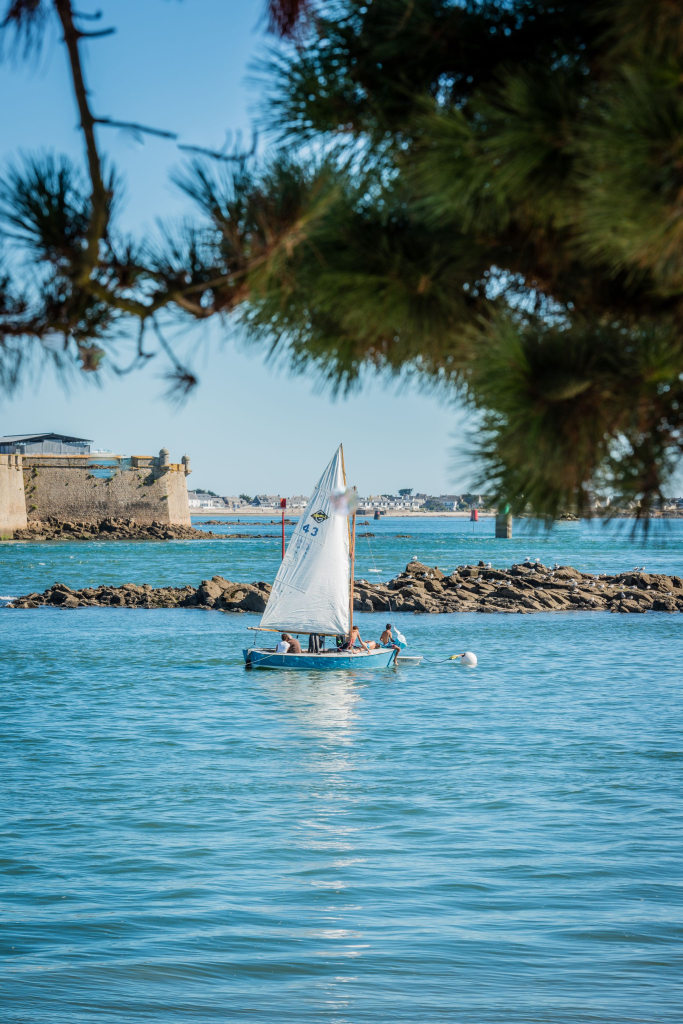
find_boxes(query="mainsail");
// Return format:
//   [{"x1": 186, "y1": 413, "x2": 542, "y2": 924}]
[{"x1": 259, "y1": 446, "x2": 350, "y2": 634}]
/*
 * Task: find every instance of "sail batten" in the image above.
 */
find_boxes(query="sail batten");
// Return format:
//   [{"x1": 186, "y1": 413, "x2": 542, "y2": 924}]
[{"x1": 259, "y1": 446, "x2": 350, "y2": 635}]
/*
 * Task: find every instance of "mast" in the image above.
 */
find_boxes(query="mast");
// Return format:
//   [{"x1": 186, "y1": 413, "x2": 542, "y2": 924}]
[
  {"x1": 349, "y1": 487, "x2": 356, "y2": 640},
  {"x1": 280, "y1": 497, "x2": 286, "y2": 560},
  {"x1": 341, "y1": 443, "x2": 355, "y2": 640}
]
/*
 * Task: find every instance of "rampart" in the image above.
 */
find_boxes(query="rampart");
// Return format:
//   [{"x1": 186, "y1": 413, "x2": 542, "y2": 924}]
[
  {"x1": 19, "y1": 449, "x2": 192, "y2": 528},
  {"x1": 0, "y1": 455, "x2": 28, "y2": 537}
]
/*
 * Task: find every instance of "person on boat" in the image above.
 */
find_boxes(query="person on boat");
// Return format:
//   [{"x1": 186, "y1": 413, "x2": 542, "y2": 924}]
[
  {"x1": 276, "y1": 633, "x2": 302, "y2": 654},
  {"x1": 339, "y1": 625, "x2": 369, "y2": 652},
  {"x1": 380, "y1": 623, "x2": 400, "y2": 649},
  {"x1": 360, "y1": 631, "x2": 386, "y2": 651}
]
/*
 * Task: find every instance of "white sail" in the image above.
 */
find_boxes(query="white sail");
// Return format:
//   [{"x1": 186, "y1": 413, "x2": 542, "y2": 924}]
[{"x1": 259, "y1": 446, "x2": 350, "y2": 635}]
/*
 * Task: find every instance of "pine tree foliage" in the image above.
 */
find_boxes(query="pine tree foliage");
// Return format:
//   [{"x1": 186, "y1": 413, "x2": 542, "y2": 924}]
[
  {"x1": 0, "y1": 0, "x2": 321, "y2": 387},
  {"x1": 251, "y1": 0, "x2": 683, "y2": 516},
  {"x1": 1, "y1": 0, "x2": 683, "y2": 516}
]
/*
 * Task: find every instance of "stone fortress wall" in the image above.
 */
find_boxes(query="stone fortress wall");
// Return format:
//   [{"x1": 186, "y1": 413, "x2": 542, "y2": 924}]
[
  {"x1": 1, "y1": 448, "x2": 192, "y2": 536},
  {"x1": 0, "y1": 455, "x2": 28, "y2": 537}
]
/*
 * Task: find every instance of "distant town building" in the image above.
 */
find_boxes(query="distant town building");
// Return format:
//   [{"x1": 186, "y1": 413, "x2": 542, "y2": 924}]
[
  {"x1": 253, "y1": 494, "x2": 282, "y2": 508},
  {"x1": 0, "y1": 432, "x2": 92, "y2": 455},
  {"x1": 187, "y1": 491, "x2": 225, "y2": 509},
  {"x1": 221, "y1": 496, "x2": 249, "y2": 511},
  {"x1": 358, "y1": 494, "x2": 426, "y2": 511}
]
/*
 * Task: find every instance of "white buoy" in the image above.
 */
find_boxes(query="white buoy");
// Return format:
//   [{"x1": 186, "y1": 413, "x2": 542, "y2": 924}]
[{"x1": 461, "y1": 651, "x2": 478, "y2": 667}]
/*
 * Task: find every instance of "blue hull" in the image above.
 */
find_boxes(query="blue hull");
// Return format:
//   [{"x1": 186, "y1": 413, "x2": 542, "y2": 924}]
[{"x1": 244, "y1": 647, "x2": 398, "y2": 670}]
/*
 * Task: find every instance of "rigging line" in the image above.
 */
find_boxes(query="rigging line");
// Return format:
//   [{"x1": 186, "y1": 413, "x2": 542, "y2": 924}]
[
  {"x1": 420, "y1": 656, "x2": 465, "y2": 665},
  {"x1": 363, "y1": 530, "x2": 393, "y2": 614}
]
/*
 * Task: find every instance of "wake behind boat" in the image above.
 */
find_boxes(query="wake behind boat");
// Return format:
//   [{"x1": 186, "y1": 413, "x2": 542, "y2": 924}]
[{"x1": 243, "y1": 445, "x2": 398, "y2": 670}]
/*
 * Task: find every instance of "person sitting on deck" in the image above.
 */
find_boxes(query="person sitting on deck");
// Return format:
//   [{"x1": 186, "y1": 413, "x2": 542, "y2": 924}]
[
  {"x1": 275, "y1": 633, "x2": 302, "y2": 654},
  {"x1": 380, "y1": 623, "x2": 400, "y2": 649},
  {"x1": 338, "y1": 625, "x2": 369, "y2": 652}
]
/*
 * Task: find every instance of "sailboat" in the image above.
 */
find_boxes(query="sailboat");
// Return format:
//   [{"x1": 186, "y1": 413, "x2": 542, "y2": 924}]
[{"x1": 243, "y1": 445, "x2": 398, "y2": 670}]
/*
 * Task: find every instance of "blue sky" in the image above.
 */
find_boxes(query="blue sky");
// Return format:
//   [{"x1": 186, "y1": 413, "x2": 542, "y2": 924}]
[{"x1": 0, "y1": 0, "x2": 472, "y2": 496}]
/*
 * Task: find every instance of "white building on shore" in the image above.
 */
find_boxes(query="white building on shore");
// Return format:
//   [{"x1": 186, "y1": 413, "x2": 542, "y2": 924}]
[
  {"x1": 188, "y1": 491, "x2": 226, "y2": 509},
  {"x1": 359, "y1": 494, "x2": 426, "y2": 511}
]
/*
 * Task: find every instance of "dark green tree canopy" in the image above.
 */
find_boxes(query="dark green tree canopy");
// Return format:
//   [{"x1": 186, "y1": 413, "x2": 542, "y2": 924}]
[
  {"x1": 1, "y1": 0, "x2": 682, "y2": 517},
  {"x1": 256, "y1": 0, "x2": 683, "y2": 516}
]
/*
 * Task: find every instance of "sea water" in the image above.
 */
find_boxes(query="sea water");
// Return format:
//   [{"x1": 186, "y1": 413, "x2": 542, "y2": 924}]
[
  {"x1": 1, "y1": 519, "x2": 682, "y2": 1022},
  {"x1": 1, "y1": 515, "x2": 682, "y2": 596}
]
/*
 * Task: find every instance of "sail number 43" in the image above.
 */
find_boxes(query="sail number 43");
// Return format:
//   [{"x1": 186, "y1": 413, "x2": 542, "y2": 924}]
[{"x1": 302, "y1": 524, "x2": 319, "y2": 536}]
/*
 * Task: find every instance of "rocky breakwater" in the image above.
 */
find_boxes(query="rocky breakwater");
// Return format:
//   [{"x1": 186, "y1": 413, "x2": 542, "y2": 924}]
[
  {"x1": 352, "y1": 560, "x2": 683, "y2": 613},
  {"x1": 9, "y1": 576, "x2": 272, "y2": 611},
  {"x1": 10, "y1": 518, "x2": 254, "y2": 541},
  {"x1": 8, "y1": 561, "x2": 683, "y2": 613}
]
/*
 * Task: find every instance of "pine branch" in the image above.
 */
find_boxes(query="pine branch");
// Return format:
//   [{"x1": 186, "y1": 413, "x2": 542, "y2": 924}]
[
  {"x1": 94, "y1": 117, "x2": 177, "y2": 140},
  {"x1": 152, "y1": 317, "x2": 198, "y2": 402},
  {"x1": 1, "y1": 0, "x2": 51, "y2": 59},
  {"x1": 267, "y1": 0, "x2": 312, "y2": 40},
  {"x1": 109, "y1": 319, "x2": 155, "y2": 376},
  {"x1": 53, "y1": 0, "x2": 109, "y2": 285},
  {"x1": 75, "y1": 26, "x2": 113, "y2": 38}
]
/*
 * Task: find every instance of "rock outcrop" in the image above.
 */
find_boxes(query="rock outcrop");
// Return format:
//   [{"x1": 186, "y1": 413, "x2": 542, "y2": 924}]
[
  {"x1": 351, "y1": 559, "x2": 683, "y2": 614},
  {"x1": 6, "y1": 560, "x2": 683, "y2": 613},
  {"x1": 9, "y1": 518, "x2": 278, "y2": 541},
  {"x1": 8, "y1": 576, "x2": 272, "y2": 611}
]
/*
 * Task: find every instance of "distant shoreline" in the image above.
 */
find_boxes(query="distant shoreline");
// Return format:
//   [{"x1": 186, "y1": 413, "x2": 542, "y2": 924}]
[
  {"x1": 191, "y1": 509, "x2": 497, "y2": 518},
  {"x1": 191, "y1": 509, "x2": 683, "y2": 520}
]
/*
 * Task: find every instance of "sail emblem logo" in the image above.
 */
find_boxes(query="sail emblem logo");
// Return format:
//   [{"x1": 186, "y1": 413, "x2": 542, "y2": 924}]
[{"x1": 311, "y1": 510, "x2": 329, "y2": 523}]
